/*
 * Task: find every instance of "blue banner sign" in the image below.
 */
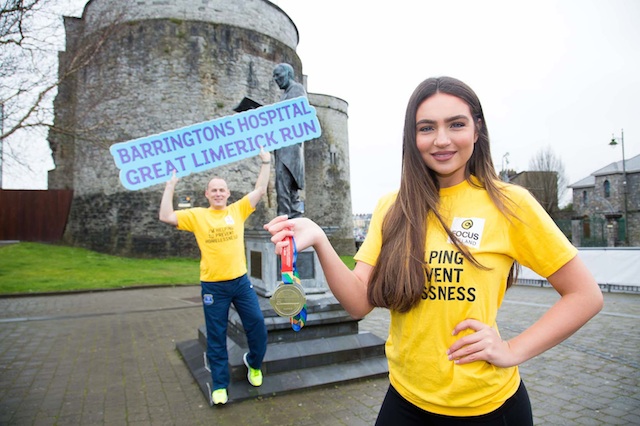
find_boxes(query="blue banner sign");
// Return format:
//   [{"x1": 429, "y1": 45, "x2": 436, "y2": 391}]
[{"x1": 110, "y1": 96, "x2": 321, "y2": 190}]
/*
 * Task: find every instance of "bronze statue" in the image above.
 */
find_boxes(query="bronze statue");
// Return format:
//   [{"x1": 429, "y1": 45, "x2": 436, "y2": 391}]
[{"x1": 273, "y1": 63, "x2": 306, "y2": 218}]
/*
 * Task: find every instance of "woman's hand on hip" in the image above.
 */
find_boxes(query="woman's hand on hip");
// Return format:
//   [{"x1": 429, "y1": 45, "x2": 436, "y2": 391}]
[{"x1": 447, "y1": 318, "x2": 516, "y2": 368}]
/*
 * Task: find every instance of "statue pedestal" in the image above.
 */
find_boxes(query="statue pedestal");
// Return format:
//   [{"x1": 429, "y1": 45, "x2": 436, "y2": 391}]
[
  {"x1": 176, "y1": 229, "x2": 388, "y2": 405},
  {"x1": 244, "y1": 229, "x2": 329, "y2": 296}
]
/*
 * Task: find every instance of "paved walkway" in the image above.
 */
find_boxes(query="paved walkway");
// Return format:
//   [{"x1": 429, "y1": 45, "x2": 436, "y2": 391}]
[{"x1": 0, "y1": 285, "x2": 638, "y2": 425}]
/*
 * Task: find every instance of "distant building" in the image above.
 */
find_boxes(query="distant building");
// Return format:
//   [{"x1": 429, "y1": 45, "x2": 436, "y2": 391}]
[
  {"x1": 352, "y1": 213, "x2": 372, "y2": 250},
  {"x1": 568, "y1": 153, "x2": 640, "y2": 247},
  {"x1": 509, "y1": 171, "x2": 559, "y2": 214}
]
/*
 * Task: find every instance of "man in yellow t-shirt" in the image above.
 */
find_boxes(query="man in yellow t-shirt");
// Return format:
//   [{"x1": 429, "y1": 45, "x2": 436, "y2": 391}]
[{"x1": 159, "y1": 149, "x2": 271, "y2": 405}]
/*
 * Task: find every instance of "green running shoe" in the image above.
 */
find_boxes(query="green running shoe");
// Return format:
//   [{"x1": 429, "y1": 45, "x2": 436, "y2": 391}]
[{"x1": 243, "y1": 352, "x2": 263, "y2": 387}]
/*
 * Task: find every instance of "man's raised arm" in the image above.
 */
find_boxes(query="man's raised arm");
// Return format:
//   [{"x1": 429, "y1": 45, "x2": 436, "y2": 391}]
[
  {"x1": 159, "y1": 171, "x2": 179, "y2": 226},
  {"x1": 248, "y1": 148, "x2": 271, "y2": 208}
]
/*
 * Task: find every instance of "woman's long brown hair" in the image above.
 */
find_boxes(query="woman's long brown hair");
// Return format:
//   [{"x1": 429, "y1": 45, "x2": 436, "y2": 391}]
[{"x1": 367, "y1": 77, "x2": 518, "y2": 313}]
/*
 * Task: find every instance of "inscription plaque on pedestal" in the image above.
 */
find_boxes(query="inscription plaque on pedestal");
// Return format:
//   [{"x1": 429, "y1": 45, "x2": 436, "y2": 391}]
[{"x1": 245, "y1": 229, "x2": 328, "y2": 296}]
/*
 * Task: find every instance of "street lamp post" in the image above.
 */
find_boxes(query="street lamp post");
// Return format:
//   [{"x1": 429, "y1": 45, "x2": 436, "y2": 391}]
[
  {"x1": 609, "y1": 129, "x2": 628, "y2": 245},
  {"x1": 501, "y1": 152, "x2": 510, "y2": 182}
]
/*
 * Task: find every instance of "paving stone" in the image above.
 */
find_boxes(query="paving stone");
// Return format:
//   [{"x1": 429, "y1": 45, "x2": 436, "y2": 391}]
[{"x1": 0, "y1": 285, "x2": 638, "y2": 425}]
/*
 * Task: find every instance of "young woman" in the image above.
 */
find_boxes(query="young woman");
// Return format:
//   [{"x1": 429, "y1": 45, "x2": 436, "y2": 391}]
[{"x1": 264, "y1": 76, "x2": 603, "y2": 425}]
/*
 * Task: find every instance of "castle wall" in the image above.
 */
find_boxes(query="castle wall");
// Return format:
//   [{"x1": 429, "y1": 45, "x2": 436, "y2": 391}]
[
  {"x1": 80, "y1": 0, "x2": 298, "y2": 50},
  {"x1": 49, "y1": 0, "x2": 355, "y2": 257},
  {"x1": 305, "y1": 94, "x2": 355, "y2": 255}
]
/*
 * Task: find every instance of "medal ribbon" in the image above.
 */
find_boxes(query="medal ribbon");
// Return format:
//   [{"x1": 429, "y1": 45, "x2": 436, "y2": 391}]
[{"x1": 281, "y1": 236, "x2": 307, "y2": 331}]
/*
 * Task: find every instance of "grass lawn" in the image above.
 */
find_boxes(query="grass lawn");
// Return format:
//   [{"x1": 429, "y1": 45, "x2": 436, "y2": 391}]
[
  {"x1": 0, "y1": 242, "x2": 200, "y2": 295},
  {"x1": 0, "y1": 242, "x2": 355, "y2": 295}
]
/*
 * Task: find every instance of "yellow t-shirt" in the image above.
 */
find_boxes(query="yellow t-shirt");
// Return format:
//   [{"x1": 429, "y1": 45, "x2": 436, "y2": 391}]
[
  {"x1": 355, "y1": 178, "x2": 577, "y2": 416},
  {"x1": 175, "y1": 196, "x2": 254, "y2": 282}
]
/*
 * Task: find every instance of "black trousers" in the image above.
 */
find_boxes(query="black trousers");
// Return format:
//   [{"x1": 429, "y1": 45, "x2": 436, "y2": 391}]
[{"x1": 375, "y1": 381, "x2": 533, "y2": 426}]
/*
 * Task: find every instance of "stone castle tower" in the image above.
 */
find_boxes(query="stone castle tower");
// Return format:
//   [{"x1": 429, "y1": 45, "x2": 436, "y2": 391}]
[{"x1": 49, "y1": 0, "x2": 355, "y2": 257}]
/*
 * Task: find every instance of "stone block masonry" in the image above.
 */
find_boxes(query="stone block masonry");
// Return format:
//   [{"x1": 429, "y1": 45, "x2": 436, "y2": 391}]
[{"x1": 49, "y1": 0, "x2": 355, "y2": 257}]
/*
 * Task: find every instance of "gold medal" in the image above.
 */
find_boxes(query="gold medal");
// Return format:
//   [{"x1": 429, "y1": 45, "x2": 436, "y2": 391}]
[
  {"x1": 270, "y1": 236, "x2": 307, "y2": 326},
  {"x1": 270, "y1": 281, "x2": 306, "y2": 317}
]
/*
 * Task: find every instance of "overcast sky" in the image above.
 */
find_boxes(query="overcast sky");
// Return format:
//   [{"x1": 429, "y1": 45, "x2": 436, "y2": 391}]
[
  {"x1": 273, "y1": 0, "x2": 640, "y2": 212},
  {"x1": 3, "y1": 0, "x2": 639, "y2": 214}
]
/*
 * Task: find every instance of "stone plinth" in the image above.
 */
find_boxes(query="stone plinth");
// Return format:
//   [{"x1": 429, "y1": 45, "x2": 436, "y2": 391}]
[
  {"x1": 176, "y1": 267, "x2": 388, "y2": 405},
  {"x1": 176, "y1": 228, "x2": 387, "y2": 405},
  {"x1": 245, "y1": 229, "x2": 330, "y2": 296}
]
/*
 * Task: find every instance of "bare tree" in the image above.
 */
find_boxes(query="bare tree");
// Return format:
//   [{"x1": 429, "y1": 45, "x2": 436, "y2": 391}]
[
  {"x1": 527, "y1": 146, "x2": 569, "y2": 212},
  {"x1": 2, "y1": 1, "x2": 60, "y2": 142},
  {"x1": 1, "y1": 0, "x2": 47, "y2": 45},
  {"x1": 1, "y1": 1, "x2": 122, "y2": 155}
]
